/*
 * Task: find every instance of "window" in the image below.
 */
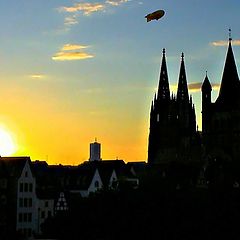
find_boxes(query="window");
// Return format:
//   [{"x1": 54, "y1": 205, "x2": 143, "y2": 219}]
[
  {"x1": 24, "y1": 183, "x2": 28, "y2": 192},
  {"x1": 157, "y1": 114, "x2": 160, "y2": 122},
  {"x1": 28, "y1": 213, "x2": 32, "y2": 222},
  {"x1": 29, "y1": 183, "x2": 33, "y2": 192},
  {"x1": 95, "y1": 181, "x2": 99, "y2": 188},
  {"x1": 25, "y1": 171, "x2": 28, "y2": 177},
  {"x1": 20, "y1": 183, "x2": 23, "y2": 192},
  {"x1": 45, "y1": 201, "x2": 48, "y2": 207},
  {"x1": 23, "y1": 213, "x2": 27, "y2": 222},
  {"x1": 48, "y1": 211, "x2": 52, "y2": 217},
  {"x1": 24, "y1": 198, "x2": 28, "y2": 207},
  {"x1": 29, "y1": 198, "x2": 32, "y2": 207},
  {"x1": 41, "y1": 211, "x2": 45, "y2": 219},
  {"x1": 19, "y1": 198, "x2": 23, "y2": 207}
]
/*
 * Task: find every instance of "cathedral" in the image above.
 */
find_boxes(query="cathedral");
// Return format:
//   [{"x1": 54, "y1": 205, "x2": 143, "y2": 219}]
[{"x1": 148, "y1": 35, "x2": 240, "y2": 165}]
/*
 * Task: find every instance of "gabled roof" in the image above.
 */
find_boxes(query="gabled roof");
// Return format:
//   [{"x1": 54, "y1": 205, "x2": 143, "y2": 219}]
[
  {"x1": 126, "y1": 161, "x2": 147, "y2": 176},
  {"x1": 67, "y1": 165, "x2": 97, "y2": 190},
  {"x1": 0, "y1": 156, "x2": 30, "y2": 179}
]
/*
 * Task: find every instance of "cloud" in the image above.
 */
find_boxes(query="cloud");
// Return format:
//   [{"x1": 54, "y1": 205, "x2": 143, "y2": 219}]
[
  {"x1": 188, "y1": 82, "x2": 220, "y2": 92},
  {"x1": 212, "y1": 83, "x2": 220, "y2": 90},
  {"x1": 64, "y1": 16, "x2": 78, "y2": 26},
  {"x1": 52, "y1": 44, "x2": 94, "y2": 61},
  {"x1": 211, "y1": 40, "x2": 240, "y2": 46},
  {"x1": 188, "y1": 83, "x2": 202, "y2": 92},
  {"x1": 29, "y1": 74, "x2": 46, "y2": 79},
  {"x1": 106, "y1": 0, "x2": 130, "y2": 6},
  {"x1": 58, "y1": 0, "x2": 131, "y2": 31},
  {"x1": 52, "y1": 52, "x2": 94, "y2": 61},
  {"x1": 61, "y1": 44, "x2": 89, "y2": 51},
  {"x1": 59, "y1": 2, "x2": 105, "y2": 15},
  {"x1": 170, "y1": 82, "x2": 220, "y2": 93}
]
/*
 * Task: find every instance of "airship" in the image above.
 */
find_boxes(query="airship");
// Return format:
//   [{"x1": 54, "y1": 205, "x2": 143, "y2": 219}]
[{"x1": 145, "y1": 10, "x2": 165, "y2": 22}]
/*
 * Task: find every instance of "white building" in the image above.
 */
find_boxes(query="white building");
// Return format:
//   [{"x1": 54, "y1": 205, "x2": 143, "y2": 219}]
[{"x1": 16, "y1": 158, "x2": 38, "y2": 238}]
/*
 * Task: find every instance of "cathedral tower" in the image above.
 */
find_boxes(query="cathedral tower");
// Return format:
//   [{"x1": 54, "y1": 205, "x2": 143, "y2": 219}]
[{"x1": 148, "y1": 50, "x2": 197, "y2": 164}]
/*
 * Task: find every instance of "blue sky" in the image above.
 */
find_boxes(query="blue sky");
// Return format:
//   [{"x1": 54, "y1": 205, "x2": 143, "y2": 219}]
[{"x1": 0, "y1": 0, "x2": 239, "y2": 164}]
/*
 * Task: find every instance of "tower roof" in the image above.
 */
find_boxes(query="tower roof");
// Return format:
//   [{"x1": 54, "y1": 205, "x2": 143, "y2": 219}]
[
  {"x1": 157, "y1": 48, "x2": 170, "y2": 101},
  {"x1": 177, "y1": 53, "x2": 189, "y2": 101},
  {"x1": 201, "y1": 72, "x2": 212, "y2": 91},
  {"x1": 216, "y1": 38, "x2": 240, "y2": 106}
]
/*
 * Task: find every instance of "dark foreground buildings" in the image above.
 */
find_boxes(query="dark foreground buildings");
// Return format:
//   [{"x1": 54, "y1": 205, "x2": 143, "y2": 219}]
[{"x1": 148, "y1": 36, "x2": 240, "y2": 165}]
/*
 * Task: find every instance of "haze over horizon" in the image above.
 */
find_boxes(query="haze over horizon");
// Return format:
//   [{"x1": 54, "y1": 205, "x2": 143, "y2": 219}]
[{"x1": 0, "y1": 0, "x2": 239, "y2": 165}]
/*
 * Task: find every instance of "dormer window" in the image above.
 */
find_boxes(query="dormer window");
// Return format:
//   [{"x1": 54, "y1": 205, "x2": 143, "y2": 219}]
[
  {"x1": 95, "y1": 181, "x2": 99, "y2": 188},
  {"x1": 25, "y1": 171, "x2": 28, "y2": 177}
]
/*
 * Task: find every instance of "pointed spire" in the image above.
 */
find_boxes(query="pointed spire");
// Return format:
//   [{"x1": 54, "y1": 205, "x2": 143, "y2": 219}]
[
  {"x1": 201, "y1": 71, "x2": 212, "y2": 92},
  {"x1": 177, "y1": 52, "x2": 189, "y2": 101},
  {"x1": 157, "y1": 48, "x2": 170, "y2": 101},
  {"x1": 216, "y1": 31, "x2": 240, "y2": 105}
]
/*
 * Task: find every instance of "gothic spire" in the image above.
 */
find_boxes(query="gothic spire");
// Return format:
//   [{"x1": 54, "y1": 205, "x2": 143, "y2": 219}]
[
  {"x1": 157, "y1": 48, "x2": 170, "y2": 101},
  {"x1": 201, "y1": 71, "x2": 212, "y2": 92},
  {"x1": 216, "y1": 33, "x2": 240, "y2": 106},
  {"x1": 177, "y1": 53, "x2": 189, "y2": 101}
]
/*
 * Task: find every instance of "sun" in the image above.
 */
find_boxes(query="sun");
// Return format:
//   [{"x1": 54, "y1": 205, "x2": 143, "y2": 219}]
[{"x1": 0, "y1": 128, "x2": 16, "y2": 156}]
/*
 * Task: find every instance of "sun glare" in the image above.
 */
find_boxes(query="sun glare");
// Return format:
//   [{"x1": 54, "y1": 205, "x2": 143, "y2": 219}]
[{"x1": 0, "y1": 128, "x2": 16, "y2": 156}]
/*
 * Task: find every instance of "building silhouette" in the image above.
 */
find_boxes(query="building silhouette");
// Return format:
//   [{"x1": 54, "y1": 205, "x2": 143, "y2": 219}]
[
  {"x1": 148, "y1": 49, "x2": 198, "y2": 164},
  {"x1": 202, "y1": 36, "x2": 240, "y2": 162},
  {"x1": 89, "y1": 139, "x2": 101, "y2": 161},
  {"x1": 148, "y1": 34, "x2": 240, "y2": 165}
]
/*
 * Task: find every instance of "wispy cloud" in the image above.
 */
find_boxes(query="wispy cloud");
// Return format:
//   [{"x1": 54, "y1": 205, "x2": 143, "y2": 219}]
[
  {"x1": 61, "y1": 44, "x2": 90, "y2": 51},
  {"x1": 211, "y1": 39, "x2": 240, "y2": 46},
  {"x1": 59, "y1": 3, "x2": 105, "y2": 15},
  {"x1": 170, "y1": 82, "x2": 220, "y2": 93},
  {"x1": 64, "y1": 15, "x2": 78, "y2": 26},
  {"x1": 212, "y1": 83, "x2": 220, "y2": 90},
  {"x1": 188, "y1": 82, "x2": 220, "y2": 92},
  {"x1": 106, "y1": 0, "x2": 130, "y2": 6},
  {"x1": 58, "y1": 0, "x2": 131, "y2": 30},
  {"x1": 52, "y1": 51, "x2": 94, "y2": 61},
  {"x1": 52, "y1": 44, "x2": 94, "y2": 61},
  {"x1": 188, "y1": 83, "x2": 202, "y2": 92},
  {"x1": 29, "y1": 74, "x2": 47, "y2": 79}
]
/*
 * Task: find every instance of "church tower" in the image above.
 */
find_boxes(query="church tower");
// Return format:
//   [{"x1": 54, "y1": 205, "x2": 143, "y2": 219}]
[
  {"x1": 148, "y1": 50, "x2": 197, "y2": 164},
  {"x1": 201, "y1": 72, "x2": 212, "y2": 135},
  {"x1": 201, "y1": 32, "x2": 240, "y2": 162}
]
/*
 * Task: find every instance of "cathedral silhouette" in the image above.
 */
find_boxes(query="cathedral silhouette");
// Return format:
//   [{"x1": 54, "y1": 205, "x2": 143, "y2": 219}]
[{"x1": 148, "y1": 35, "x2": 240, "y2": 165}]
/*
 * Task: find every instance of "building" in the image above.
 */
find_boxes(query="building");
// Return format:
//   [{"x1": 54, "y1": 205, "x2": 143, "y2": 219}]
[
  {"x1": 148, "y1": 49, "x2": 199, "y2": 164},
  {"x1": 201, "y1": 36, "x2": 240, "y2": 163},
  {"x1": 89, "y1": 139, "x2": 101, "y2": 161},
  {"x1": 0, "y1": 157, "x2": 38, "y2": 239},
  {"x1": 148, "y1": 32, "x2": 240, "y2": 177}
]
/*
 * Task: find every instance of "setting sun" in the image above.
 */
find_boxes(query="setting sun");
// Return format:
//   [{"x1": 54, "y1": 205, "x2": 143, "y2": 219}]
[{"x1": 0, "y1": 128, "x2": 16, "y2": 156}]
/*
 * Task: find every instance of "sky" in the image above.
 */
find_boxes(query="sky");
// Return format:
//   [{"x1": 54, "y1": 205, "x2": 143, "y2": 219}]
[{"x1": 0, "y1": 0, "x2": 239, "y2": 165}]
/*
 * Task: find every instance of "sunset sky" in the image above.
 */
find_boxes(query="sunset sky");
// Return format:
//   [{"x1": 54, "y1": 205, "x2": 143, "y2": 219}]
[{"x1": 0, "y1": 0, "x2": 239, "y2": 164}]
